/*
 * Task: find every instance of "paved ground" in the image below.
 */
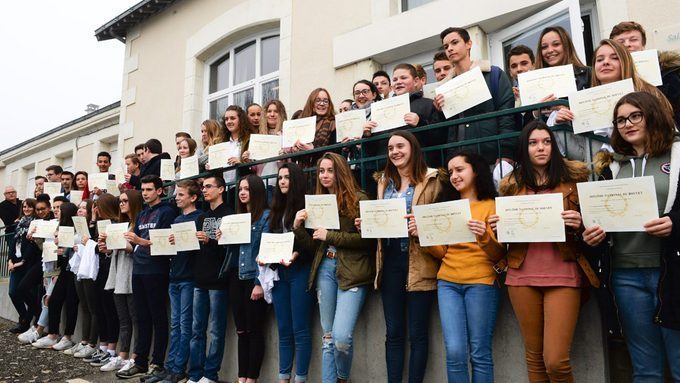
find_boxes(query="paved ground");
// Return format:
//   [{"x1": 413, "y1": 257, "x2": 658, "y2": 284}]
[{"x1": 0, "y1": 318, "x2": 117, "y2": 383}]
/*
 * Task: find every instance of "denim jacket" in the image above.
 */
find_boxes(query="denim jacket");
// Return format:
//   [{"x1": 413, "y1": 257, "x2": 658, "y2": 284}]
[{"x1": 222, "y1": 209, "x2": 270, "y2": 284}]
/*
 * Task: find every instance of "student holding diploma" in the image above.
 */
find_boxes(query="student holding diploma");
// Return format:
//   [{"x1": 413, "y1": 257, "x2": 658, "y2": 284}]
[
  {"x1": 586, "y1": 92, "x2": 680, "y2": 381},
  {"x1": 210, "y1": 105, "x2": 250, "y2": 189},
  {"x1": 408, "y1": 152, "x2": 504, "y2": 383},
  {"x1": 356, "y1": 130, "x2": 445, "y2": 383},
  {"x1": 494, "y1": 121, "x2": 598, "y2": 383},
  {"x1": 219, "y1": 174, "x2": 270, "y2": 383},
  {"x1": 244, "y1": 99, "x2": 288, "y2": 192},
  {"x1": 293, "y1": 88, "x2": 337, "y2": 169},
  {"x1": 267, "y1": 163, "x2": 314, "y2": 383},
  {"x1": 292, "y1": 153, "x2": 376, "y2": 383}
]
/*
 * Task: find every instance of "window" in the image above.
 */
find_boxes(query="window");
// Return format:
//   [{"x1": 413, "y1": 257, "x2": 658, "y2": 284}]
[
  {"x1": 207, "y1": 33, "x2": 280, "y2": 119},
  {"x1": 401, "y1": 0, "x2": 434, "y2": 12}
]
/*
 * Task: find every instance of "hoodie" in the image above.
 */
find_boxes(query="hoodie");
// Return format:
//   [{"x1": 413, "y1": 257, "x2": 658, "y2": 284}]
[{"x1": 132, "y1": 200, "x2": 177, "y2": 275}]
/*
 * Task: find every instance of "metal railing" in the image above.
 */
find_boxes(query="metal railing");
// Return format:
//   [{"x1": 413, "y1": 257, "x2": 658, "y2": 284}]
[
  {"x1": 0, "y1": 232, "x2": 13, "y2": 278},
  {"x1": 163, "y1": 99, "x2": 609, "y2": 192}
]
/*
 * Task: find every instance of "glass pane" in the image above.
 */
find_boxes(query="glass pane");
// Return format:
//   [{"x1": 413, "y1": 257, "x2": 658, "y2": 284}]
[
  {"x1": 402, "y1": 0, "x2": 433, "y2": 11},
  {"x1": 209, "y1": 54, "x2": 230, "y2": 93},
  {"x1": 261, "y1": 79, "x2": 279, "y2": 104},
  {"x1": 210, "y1": 96, "x2": 231, "y2": 120},
  {"x1": 234, "y1": 41, "x2": 256, "y2": 84},
  {"x1": 261, "y1": 35, "x2": 280, "y2": 75},
  {"x1": 233, "y1": 88, "x2": 254, "y2": 109}
]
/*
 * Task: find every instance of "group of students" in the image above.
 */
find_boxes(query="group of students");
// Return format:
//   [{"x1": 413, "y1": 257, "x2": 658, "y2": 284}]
[{"x1": 3, "y1": 21, "x2": 679, "y2": 383}]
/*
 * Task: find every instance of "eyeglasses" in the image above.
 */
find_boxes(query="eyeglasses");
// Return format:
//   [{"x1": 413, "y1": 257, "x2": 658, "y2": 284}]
[
  {"x1": 119, "y1": 199, "x2": 129, "y2": 204},
  {"x1": 353, "y1": 89, "x2": 371, "y2": 96},
  {"x1": 614, "y1": 111, "x2": 644, "y2": 129},
  {"x1": 201, "y1": 184, "x2": 217, "y2": 190},
  {"x1": 314, "y1": 98, "x2": 330, "y2": 105},
  {"x1": 4, "y1": 191, "x2": 16, "y2": 195}
]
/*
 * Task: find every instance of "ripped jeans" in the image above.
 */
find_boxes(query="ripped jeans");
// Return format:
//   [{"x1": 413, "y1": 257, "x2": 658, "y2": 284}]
[{"x1": 316, "y1": 257, "x2": 368, "y2": 383}]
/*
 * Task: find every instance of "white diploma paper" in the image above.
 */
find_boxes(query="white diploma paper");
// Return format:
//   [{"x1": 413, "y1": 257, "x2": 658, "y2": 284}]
[
  {"x1": 496, "y1": 193, "x2": 565, "y2": 243},
  {"x1": 370, "y1": 93, "x2": 411, "y2": 133},
  {"x1": 208, "y1": 142, "x2": 231, "y2": 169},
  {"x1": 359, "y1": 198, "x2": 408, "y2": 238},
  {"x1": 42, "y1": 241, "x2": 58, "y2": 262},
  {"x1": 103, "y1": 222, "x2": 128, "y2": 250},
  {"x1": 44, "y1": 182, "x2": 62, "y2": 198},
  {"x1": 107, "y1": 180, "x2": 120, "y2": 197},
  {"x1": 88, "y1": 173, "x2": 109, "y2": 191},
  {"x1": 568, "y1": 78, "x2": 635, "y2": 134},
  {"x1": 160, "y1": 159, "x2": 176, "y2": 181},
  {"x1": 518, "y1": 64, "x2": 577, "y2": 106},
  {"x1": 248, "y1": 134, "x2": 282, "y2": 160},
  {"x1": 436, "y1": 67, "x2": 492, "y2": 119},
  {"x1": 72, "y1": 216, "x2": 89, "y2": 237},
  {"x1": 632, "y1": 49, "x2": 662, "y2": 86},
  {"x1": 412, "y1": 200, "x2": 475, "y2": 246},
  {"x1": 282, "y1": 116, "x2": 317, "y2": 147},
  {"x1": 150, "y1": 229, "x2": 176, "y2": 256},
  {"x1": 335, "y1": 109, "x2": 366, "y2": 142},
  {"x1": 96, "y1": 219, "x2": 111, "y2": 235},
  {"x1": 577, "y1": 176, "x2": 659, "y2": 232},
  {"x1": 304, "y1": 195, "x2": 340, "y2": 230},
  {"x1": 218, "y1": 213, "x2": 252, "y2": 245},
  {"x1": 257, "y1": 232, "x2": 295, "y2": 264},
  {"x1": 57, "y1": 226, "x2": 75, "y2": 248},
  {"x1": 180, "y1": 155, "x2": 199, "y2": 179},
  {"x1": 171, "y1": 221, "x2": 200, "y2": 251},
  {"x1": 33, "y1": 220, "x2": 59, "y2": 239},
  {"x1": 70, "y1": 190, "x2": 83, "y2": 205}
]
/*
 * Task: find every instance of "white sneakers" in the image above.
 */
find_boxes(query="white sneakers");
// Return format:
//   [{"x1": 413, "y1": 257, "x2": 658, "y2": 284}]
[
  {"x1": 32, "y1": 335, "x2": 59, "y2": 348},
  {"x1": 100, "y1": 355, "x2": 126, "y2": 372},
  {"x1": 17, "y1": 327, "x2": 40, "y2": 344},
  {"x1": 73, "y1": 344, "x2": 97, "y2": 358},
  {"x1": 52, "y1": 337, "x2": 75, "y2": 351},
  {"x1": 117, "y1": 358, "x2": 135, "y2": 373},
  {"x1": 64, "y1": 342, "x2": 86, "y2": 355}
]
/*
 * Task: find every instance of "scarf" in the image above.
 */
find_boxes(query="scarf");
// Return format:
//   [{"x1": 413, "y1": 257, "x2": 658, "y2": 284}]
[{"x1": 14, "y1": 215, "x2": 34, "y2": 242}]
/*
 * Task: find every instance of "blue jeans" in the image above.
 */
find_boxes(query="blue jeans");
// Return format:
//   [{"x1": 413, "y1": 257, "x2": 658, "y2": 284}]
[
  {"x1": 438, "y1": 280, "x2": 499, "y2": 383},
  {"x1": 316, "y1": 257, "x2": 368, "y2": 382},
  {"x1": 272, "y1": 261, "x2": 314, "y2": 382},
  {"x1": 188, "y1": 288, "x2": 229, "y2": 381},
  {"x1": 381, "y1": 240, "x2": 435, "y2": 383},
  {"x1": 166, "y1": 280, "x2": 194, "y2": 374},
  {"x1": 612, "y1": 268, "x2": 680, "y2": 382}
]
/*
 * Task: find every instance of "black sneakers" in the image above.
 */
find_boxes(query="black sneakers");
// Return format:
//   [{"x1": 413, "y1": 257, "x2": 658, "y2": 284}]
[{"x1": 89, "y1": 351, "x2": 112, "y2": 367}]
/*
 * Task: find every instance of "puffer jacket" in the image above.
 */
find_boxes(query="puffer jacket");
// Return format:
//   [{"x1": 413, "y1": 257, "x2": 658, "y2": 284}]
[
  {"x1": 659, "y1": 50, "x2": 680, "y2": 126},
  {"x1": 499, "y1": 159, "x2": 600, "y2": 288},
  {"x1": 374, "y1": 167, "x2": 447, "y2": 291},
  {"x1": 295, "y1": 192, "x2": 377, "y2": 291}
]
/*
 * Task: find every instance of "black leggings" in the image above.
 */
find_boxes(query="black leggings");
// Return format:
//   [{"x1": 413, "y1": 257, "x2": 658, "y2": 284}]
[
  {"x1": 229, "y1": 272, "x2": 267, "y2": 379},
  {"x1": 16, "y1": 262, "x2": 43, "y2": 325},
  {"x1": 48, "y1": 270, "x2": 79, "y2": 336},
  {"x1": 95, "y1": 256, "x2": 119, "y2": 344}
]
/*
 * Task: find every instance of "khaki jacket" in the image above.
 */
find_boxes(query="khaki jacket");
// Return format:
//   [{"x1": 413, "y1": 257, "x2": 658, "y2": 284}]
[{"x1": 374, "y1": 168, "x2": 446, "y2": 291}]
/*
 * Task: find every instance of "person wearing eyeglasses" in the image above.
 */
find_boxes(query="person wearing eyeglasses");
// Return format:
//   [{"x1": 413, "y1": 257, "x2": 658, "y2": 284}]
[
  {"x1": 0, "y1": 186, "x2": 22, "y2": 232},
  {"x1": 586, "y1": 91, "x2": 680, "y2": 382},
  {"x1": 292, "y1": 88, "x2": 337, "y2": 169}
]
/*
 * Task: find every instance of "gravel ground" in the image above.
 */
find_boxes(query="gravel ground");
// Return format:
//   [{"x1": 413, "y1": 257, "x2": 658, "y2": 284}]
[{"x1": 0, "y1": 318, "x2": 117, "y2": 383}]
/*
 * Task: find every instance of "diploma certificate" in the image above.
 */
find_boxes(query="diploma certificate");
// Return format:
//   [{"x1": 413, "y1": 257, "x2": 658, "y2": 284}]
[
  {"x1": 180, "y1": 155, "x2": 199, "y2": 179},
  {"x1": 436, "y1": 67, "x2": 492, "y2": 119},
  {"x1": 257, "y1": 232, "x2": 295, "y2": 264},
  {"x1": 569, "y1": 79, "x2": 635, "y2": 134},
  {"x1": 359, "y1": 198, "x2": 408, "y2": 238},
  {"x1": 335, "y1": 109, "x2": 366, "y2": 142},
  {"x1": 107, "y1": 180, "x2": 120, "y2": 197},
  {"x1": 218, "y1": 213, "x2": 252, "y2": 245},
  {"x1": 370, "y1": 93, "x2": 411, "y2": 133},
  {"x1": 496, "y1": 193, "x2": 565, "y2": 243},
  {"x1": 160, "y1": 159, "x2": 176, "y2": 181},
  {"x1": 632, "y1": 49, "x2": 662, "y2": 86},
  {"x1": 413, "y1": 200, "x2": 475, "y2": 246},
  {"x1": 34, "y1": 220, "x2": 59, "y2": 239},
  {"x1": 282, "y1": 116, "x2": 317, "y2": 147},
  {"x1": 171, "y1": 221, "x2": 200, "y2": 251},
  {"x1": 96, "y1": 219, "x2": 111, "y2": 235},
  {"x1": 105, "y1": 222, "x2": 129, "y2": 250},
  {"x1": 88, "y1": 173, "x2": 109, "y2": 191},
  {"x1": 248, "y1": 134, "x2": 282, "y2": 160},
  {"x1": 150, "y1": 229, "x2": 176, "y2": 256},
  {"x1": 518, "y1": 64, "x2": 577, "y2": 106},
  {"x1": 57, "y1": 226, "x2": 75, "y2": 248},
  {"x1": 577, "y1": 176, "x2": 659, "y2": 232},
  {"x1": 42, "y1": 241, "x2": 58, "y2": 262},
  {"x1": 72, "y1": 216, "x2": 89, "y2": 237},
  {"x1": 44, "y1": 182, "x2": 62, "y2": 198},
  {"x1": 208, "y1": 142, "x2": 231, "y2": 169},
  {"x1": 304, "y1": 195, "x2": 340, "y2": 230},
  {"x1": 70, "y1": 191, "x2": 84, "y2": 205}
]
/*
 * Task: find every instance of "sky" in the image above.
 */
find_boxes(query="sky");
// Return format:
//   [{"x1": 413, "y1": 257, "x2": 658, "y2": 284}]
[{"x1": 0, "y1": 1, "x2": 140, "y2": 152}]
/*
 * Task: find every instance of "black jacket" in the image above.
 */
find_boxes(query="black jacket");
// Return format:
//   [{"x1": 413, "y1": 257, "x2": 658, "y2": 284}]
[{"x1": 131, "y1": 152, "x2": 172, "y2": 185}]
